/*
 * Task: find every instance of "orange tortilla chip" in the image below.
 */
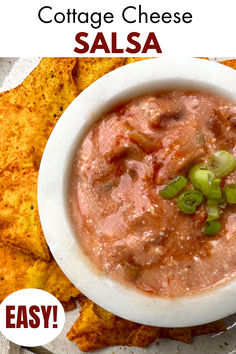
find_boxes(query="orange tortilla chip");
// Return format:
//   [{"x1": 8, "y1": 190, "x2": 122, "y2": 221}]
[
  {"x1": 0, "y1": 161, "x2": 50, "y2": 261},
  {"x1": 0, "y1": 242, "x2": 79, "y2": 304},
  {"x1": 0, "y1": 243, "x2": 36, "y2": 302},
  {"x1": 132, "y1": 325, "x2": 160, "y2": 347},
  {"x1": 220, "y1": 59, "x2": 236, "y2": 70},
  {"x1": 26, "y1": 259, "x2": 79, "y2": 303},
  {"x1": 0, "y1": 59, "x2": 79, "y2": 172},
  {"x1": 191, "y1": 320, "x2": 226, "y2": 336},
  {"x1": 1, "y1": 150, "x2": 40, "y2": 175},
  {"x1": 76, "y1": 293, "x2": 88, "y2": 307},
  {"x1": 61, "y1": 299, "x2": 77, "y2": 312},
  {"x1": 67, "y1": 298, "x2": 226, "y2": 351},
  {"x1": 75, "y1": 58, "x2": 126, "y2": 92},
  {"x1": 158, "y1": 327, "x2": 192, "y2": 344},
  {"x1": 0, "y1": 57, "x2": 80, "y2": 316},
  {"x1": 67, "y1": 299, "x2": 159, "y2": 352},
  {"x1": 0, "y1": 103, "x2": 46, "y2": 171},
  {"x1": 158, "y1": 320, "x2": 226, "y2": 345},
  {"x1": 0, "y1": 58, "x2": 78, "y2": 118},
  {"x1": 0, "y1": 58, "x2": 79, "y2": 259}
]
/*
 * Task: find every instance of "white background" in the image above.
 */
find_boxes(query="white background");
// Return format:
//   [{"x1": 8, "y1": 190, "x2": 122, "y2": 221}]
[{"x1": 0, "y1": 0, "x2": 235, "y2": 56}]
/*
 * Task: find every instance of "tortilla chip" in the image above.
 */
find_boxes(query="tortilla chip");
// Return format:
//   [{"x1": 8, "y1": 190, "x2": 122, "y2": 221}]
[
  {"x1": 0, "y1": 58, "x2": 78, "y2": 118},
  {"x1": 0, "y1": 58, "x2": 78, "y2": 172},
  {"x1": 220, "y1": 59, "x2": 236, "y2": 70},
  {"x1": 158, "y1": 327, "x2": 192, "y2": 344},
  {"x1": 158, "y1": 320, "x2": 226, "y2": 345},
  {"x1": 0, "y1": 103, "x2": 45, "y2": 171},
  {"x1": 67, "y1": 299, "x2": 159, "y2": 352},
  {"x1": 0, "y1": 243, "x2": 36, "y2": 302},
  {"x1": 27, "y1": 259, "x2": 79, "y2": 303},
  {"x1": 191, "y1": 320, "x2": 226, "y2": 336},
  {"x1": 0, "y1": 160, "x2": 50, "y2": 261},
  {"x1": 0, "y1": 59, "x2": 79, "y2": 172},
  {"x1": 76, "y1": 293, "x2": 88, "y2": 307},
  {"x1": 0, "y1": 57, "x2": 81, "y2": 316},
  {"x1": 0, "y1": 150, "x2": 39, "y2": 175},
  {"x1": 132, "y1": 325, "x2": 160, "y2": 347},
  {"x1": 67, "y1": 298, "x2": 227, "y2": 351},
  {"x1": 0, "y1": 58, "x2": 79, "y2": 258},
  {"x1": 61, "y1": 299, "x2": 77, "y2": 312},
  {"x1": 0, "y1": 242, "x2": 79, "y2": 305},
  {"x1": 75, "y1": 58, "x2": 126, "y2": 92}
]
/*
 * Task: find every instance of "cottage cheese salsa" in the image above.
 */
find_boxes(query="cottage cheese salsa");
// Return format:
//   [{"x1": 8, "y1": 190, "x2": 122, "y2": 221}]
[{"x1": 69, "y1": 90, "x2": 236, "y2": 297}]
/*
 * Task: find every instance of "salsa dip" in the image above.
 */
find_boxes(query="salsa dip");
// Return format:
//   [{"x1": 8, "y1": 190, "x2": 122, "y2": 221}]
[
  {"x1": 38, "y1": 58, "x2": 236, "y2": 326},
  {"x1": 69, "y1": 90, "x2": 236, "y2": 297}
]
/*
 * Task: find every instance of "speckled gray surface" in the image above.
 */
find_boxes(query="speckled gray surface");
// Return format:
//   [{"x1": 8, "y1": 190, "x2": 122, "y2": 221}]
[{"x1": 0, "y1": 57, "x2": 236, "y2": 354}]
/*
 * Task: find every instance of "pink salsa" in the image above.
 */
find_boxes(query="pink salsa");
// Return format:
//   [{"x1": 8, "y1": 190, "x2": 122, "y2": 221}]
[{"x1": 69, "y1": 90, "x2": 236, "y2": 297}]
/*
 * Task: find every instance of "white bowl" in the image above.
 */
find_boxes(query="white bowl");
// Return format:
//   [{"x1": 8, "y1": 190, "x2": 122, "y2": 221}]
[{"x1": 38, "y1": 57, "x2": 236, "y2": 327}]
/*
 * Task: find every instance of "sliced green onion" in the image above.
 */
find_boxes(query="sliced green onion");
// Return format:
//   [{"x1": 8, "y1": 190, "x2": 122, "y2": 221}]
[
  {"x1": 211, "y1": 150, "x2": 236, "y2": 178},
  {"x1": 159, "y1": 176, "x2": 187, "y2": 198},
  {"x1": 208, "y1": 178, "x2": 222, "y2": 200},
  {"x1": 203, "y1": 220, "x2": 221, "y2": 236},
  {"x1": 189, "y1": 164, "x2": 215, "y2": 197},
  {"x1": 159, "y1": 151, "x2": 235, "y2": 237},
  {"x1": 223, "y1": 184, "x2": 236, "y2": 203},
  {"x1": 177, "y1": 190, "x2": 203, "y2": 214},
  {"x1": 207, "y1": 199, "x2": 219, "y2": 221}
]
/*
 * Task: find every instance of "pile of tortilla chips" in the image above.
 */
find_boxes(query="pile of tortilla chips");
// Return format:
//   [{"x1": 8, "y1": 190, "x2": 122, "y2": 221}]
[{"x1": 0, "y1": 57, "x2": 233, "y2": 352}]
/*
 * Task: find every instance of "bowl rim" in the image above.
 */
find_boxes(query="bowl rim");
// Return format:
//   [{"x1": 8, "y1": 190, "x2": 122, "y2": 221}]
[{"x1": 38, "y1": 57, "x2": 236, "y2": 327}]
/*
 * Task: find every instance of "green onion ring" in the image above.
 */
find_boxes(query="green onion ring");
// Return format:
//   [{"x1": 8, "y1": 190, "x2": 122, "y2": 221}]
[
  {"x1": 159, "y1": 176, "x2": 187, "y2": 199},
  {"x1": 189, "y1": 164, "x2": 215, "y2": 197},
  {"x1": 203, "y1": 220, "x2": 221, "y2": 236},
  {"x1": 208, "y1": 178, "x2": 222, "y2": 201},
  {"x1": 211, "y1": 150, "x2": 236, "y2": 178},
  {"x1": 207, "y1": 199, "x2": 220, "y2": 221},
  {"x1": 177, "y1": 190, "x2": 203, "y2": 214},
  {"x1": 223, "y1": 184, "x2": 236, "y2": 204}
]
